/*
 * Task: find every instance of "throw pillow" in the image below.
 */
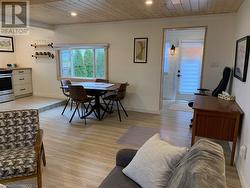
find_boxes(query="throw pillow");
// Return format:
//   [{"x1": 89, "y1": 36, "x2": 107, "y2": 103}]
[{"x1": 122, "y1": 134, "x2": 187, "y2": 188}]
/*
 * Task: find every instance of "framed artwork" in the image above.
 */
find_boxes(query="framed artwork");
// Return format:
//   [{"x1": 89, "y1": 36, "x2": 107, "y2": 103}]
[
  {"x1": 0, "y1": 36, "x2": 14, "y2": 52},
  {"x1": 234, "y1": 36, "x2": 250, "y2": 82},
  {"x1": 134, "y1": 38, "x2": 148, "y2": 63}
]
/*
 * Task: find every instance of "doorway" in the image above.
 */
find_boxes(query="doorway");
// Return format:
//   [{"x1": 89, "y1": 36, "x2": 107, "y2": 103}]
[{"x1": 161, "y1": 27, "x2": 206, "y2": 112}]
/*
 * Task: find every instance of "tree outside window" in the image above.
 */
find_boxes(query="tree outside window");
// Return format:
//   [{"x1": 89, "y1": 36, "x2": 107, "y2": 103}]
[{"x1": 60, "y1": 47, "x2": 106, "y2": 79}]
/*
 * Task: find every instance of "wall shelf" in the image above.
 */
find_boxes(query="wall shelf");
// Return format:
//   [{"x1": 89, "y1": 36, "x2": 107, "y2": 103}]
[
  {"x1": 31, "y1": 42, "x2": 53, "y2": 48},
  {"x1": 32, "y1": 52, "x2": 55, "y2": 59}
]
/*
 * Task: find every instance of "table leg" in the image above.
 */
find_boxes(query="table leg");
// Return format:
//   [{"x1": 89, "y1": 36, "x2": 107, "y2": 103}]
[
  {"x1": 231, "y1": 115, "x2": 241, "y2": 166},
  {"x1": 191, "y1": 110, "x2": 197, "y2": 146},
  {"x1": 82, "y1": 90, "x2": 111, "y2": 120}
]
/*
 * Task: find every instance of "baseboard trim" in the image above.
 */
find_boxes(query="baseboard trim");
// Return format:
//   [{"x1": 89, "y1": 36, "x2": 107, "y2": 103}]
[
  {"x1": 33, "y1": 93, "x2": 160, "y2": 114},
  {"x1": 228, "y1": 142, "x2": 245, "y2": 188},
  {"x1": 236, "y1": 160, "x2": 246, "y2": 188},
  {"x1": 33, "y1": 93, "x2": 65, "y2": 99},
  {"x1": 125, "y1": 106, "x2": 160, "y2": 114}
]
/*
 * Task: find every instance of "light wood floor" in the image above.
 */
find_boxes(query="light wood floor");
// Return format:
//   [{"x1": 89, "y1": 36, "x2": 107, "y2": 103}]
[{"x1": 5, "y1": 105, "x2": 241, "y2": 188}]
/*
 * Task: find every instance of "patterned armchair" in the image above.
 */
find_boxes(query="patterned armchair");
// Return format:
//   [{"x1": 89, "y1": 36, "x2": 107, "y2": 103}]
[{"x1": 0, "y1": 109, "x2": 46, "y2": 188}]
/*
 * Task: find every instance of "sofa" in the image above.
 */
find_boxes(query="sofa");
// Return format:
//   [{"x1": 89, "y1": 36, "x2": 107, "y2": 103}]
[{"x1": 99, "y1": 139, "x2": 226, "y2": 188}]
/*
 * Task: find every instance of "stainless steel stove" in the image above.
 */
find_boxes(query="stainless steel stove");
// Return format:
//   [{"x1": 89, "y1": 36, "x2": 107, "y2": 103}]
[{"x1": 0, "y1": 70, "x2": 15, "y2": 103}]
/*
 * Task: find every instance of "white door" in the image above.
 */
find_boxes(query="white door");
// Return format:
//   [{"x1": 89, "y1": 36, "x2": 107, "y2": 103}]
[{"x1": 175, "y1": 40, "x2": 204, "y2": 100}]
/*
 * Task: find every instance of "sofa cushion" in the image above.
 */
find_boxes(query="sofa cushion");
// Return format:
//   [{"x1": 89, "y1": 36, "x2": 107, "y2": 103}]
[
  {"x1": 166, "y1": 139, "x2": 226, "y2": 188},
  {"x1": 0, "y1": 147, "x2": 37, "y2": 180},
  {"x1": 122, "y1": 134, "x2": 187, "y2": 188},
  {"x1": 99, "y1": 166, "x2": 141, "y2": 188}
]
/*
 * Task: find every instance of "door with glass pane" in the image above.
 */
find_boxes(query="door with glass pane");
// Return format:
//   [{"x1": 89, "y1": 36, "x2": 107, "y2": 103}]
[{"x1": 175, "y1": 40, "x2": 204, "y2": 100}]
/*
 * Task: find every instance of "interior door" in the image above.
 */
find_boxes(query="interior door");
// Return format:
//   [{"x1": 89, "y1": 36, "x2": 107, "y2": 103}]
[{"x1": 175, "y1": 40, "x2": 204, "y2": 100}]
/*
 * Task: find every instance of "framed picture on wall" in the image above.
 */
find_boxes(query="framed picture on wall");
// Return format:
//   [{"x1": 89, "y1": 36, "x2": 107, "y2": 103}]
[
  {"x1": 0, "y1": 36, "x2": 14, "y2": 52},
  {"x1": 134, "y1": 38, "x2": 148, "y2": 63},
  {"x1": 234, "y1": 36, "x2": 250, "y2": 82}
]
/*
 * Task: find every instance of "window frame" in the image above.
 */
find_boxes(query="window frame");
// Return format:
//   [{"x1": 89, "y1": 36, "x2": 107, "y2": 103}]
[
  {"x1": 56, "y1": 44, "x2": 109, "y2": 82},
  {"x1": 163, "y1": 42, "x2": 171, "y2": 74}
]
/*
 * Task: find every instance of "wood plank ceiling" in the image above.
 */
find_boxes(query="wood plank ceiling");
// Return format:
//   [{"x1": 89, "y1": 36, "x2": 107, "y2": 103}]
[{"x1": 29, "y1": 0, "x2": 244, "y2": 25}]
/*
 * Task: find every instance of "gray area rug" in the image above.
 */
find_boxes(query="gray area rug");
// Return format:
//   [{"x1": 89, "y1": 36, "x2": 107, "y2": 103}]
[{"x1": 117, "y1": 126, "x2": 159, "y2": 147}]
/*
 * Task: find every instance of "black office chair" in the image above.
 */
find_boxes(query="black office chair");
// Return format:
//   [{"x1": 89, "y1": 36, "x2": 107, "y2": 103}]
[{"x1": 188, "y1": 67, "x2": 231, "y2": 127}]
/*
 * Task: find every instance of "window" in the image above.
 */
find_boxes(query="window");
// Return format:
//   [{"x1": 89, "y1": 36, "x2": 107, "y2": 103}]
[{"x1": 58, "y1": 45, "x2": 108, "y2": 80}]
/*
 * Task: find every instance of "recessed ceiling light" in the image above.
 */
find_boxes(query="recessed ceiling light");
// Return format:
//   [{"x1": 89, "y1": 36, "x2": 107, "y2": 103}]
[
  {"x1": 71, "y1": 12, "x2": 77, "y2": 17},
  {"x1": 145, "y1": 0, "x2": 153, "y2": 5}
]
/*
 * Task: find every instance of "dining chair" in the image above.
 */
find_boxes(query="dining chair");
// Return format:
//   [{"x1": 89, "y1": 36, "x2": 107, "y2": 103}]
[
  {"x1": 96, "y1": 78, "x2": 109, "y2": 83},
  {"x1": 60, "y1": 79, "x2": 73, "y2": 115},
  {"x1": 68, "y1": 85, "x2": 94, "y2": 124},
  {"x1": 102, "y1": 83, "x2": 128, "y2": 122},
  {"x1": 96, "y1": 78, "x2": 110, "y2": 100}
]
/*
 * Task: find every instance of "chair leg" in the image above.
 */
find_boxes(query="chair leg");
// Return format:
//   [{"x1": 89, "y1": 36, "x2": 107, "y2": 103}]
[
  {"x1": 41, "y1": 143, "x2": 46, "y2": 166},
  {"x1": 81, "y1": 103, "x2": 84, "y2": 116},
  {"x1": 110, "y1": 100, "x2": 114, "y2": 113},
  {"x1": 85, "y1": 103, "x2": 90, "y2": 113},
  {"x1": 70, "y1": 99, "x2": 73, "y2": 111},
  {"x1": 116, "y1": 101, "x2": 121, "y2": 122},
  {"x1": 37, "y1": 170, "x2": 42, "y2": 188},
  {"x1": 77, "y1": 107, "x2": 81, "y2": 118},
  {"x1": 103, "y1": 99, "x2": 109, "y2": 111},
  {"x1": 119, "y1": 100, "x2": 128, "y2": 117},
  {"x1": 61, "y1": 98, "x2": 70, "y2": 115},
  {"x1": 84, "y1": 104, "x2": 87, "y2": 125},
  {"x1": 69, "y1": 103, "x2": 79, "y2": 123},
  {"x1": 102, "y1": 100, "x2": 111, "y2": 119},
  {"x1": 37, "y1": 156, "x2": 42, "y2": 188}
]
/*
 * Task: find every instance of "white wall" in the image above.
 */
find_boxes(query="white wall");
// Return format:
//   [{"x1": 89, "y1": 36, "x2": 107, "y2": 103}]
[
  {"x1": 14, "y1": 29, "x2": 60, "y2": 98},
  {"x1": 0, "y1": 53, "x2": 16, "y2": 67},
  {"x1": 232, "y1": 0, "x2": 250, "y2": 187},
  {"x1": 14, "y1": 14, "x2": 236, "y2": 113}
]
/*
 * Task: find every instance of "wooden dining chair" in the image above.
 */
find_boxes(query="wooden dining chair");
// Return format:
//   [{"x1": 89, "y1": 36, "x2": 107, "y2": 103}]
[
  {"x1": 96, "y1": 78, "x2": 110, "y2": 99},
  {"x1": 102, "y1": 83, "x2": 128, "y2": 122},
  {"x1": 96, "y1": 78, "x2": 109, "y2": 83},
  {"x1": 60, "y1": 79, "x2": 73, "y2": 115},
  {"x1": 68, "y1": 85, "x2": 94, "y2": 124}
]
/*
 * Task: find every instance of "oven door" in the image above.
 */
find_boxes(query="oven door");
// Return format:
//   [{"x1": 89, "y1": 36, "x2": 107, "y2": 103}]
[{"x1": 0, "y1": 74, "x2": 13, "y2": 94}]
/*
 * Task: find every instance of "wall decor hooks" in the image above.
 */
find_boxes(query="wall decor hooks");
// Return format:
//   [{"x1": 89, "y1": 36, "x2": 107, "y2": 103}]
[
  {"x1": 31, "y1": 42, "x2": 53, "y2": 48},
  {"x1": 32, "y1": 52, "x2": 55, "y2": 59}
]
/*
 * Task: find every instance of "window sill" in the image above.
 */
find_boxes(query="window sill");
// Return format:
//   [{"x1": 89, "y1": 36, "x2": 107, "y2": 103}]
[{"x1": 58, "y1": 77, "x2": 106, "y2": 82}]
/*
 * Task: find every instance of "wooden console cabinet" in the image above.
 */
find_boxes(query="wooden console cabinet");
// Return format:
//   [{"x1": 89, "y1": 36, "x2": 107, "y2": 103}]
[
  {"x1": 192, "y1": 95, "x2": 243, "y2": 166},
  {"x1": 12, "y1": 68, "x2": 33, "y2": 98}
]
